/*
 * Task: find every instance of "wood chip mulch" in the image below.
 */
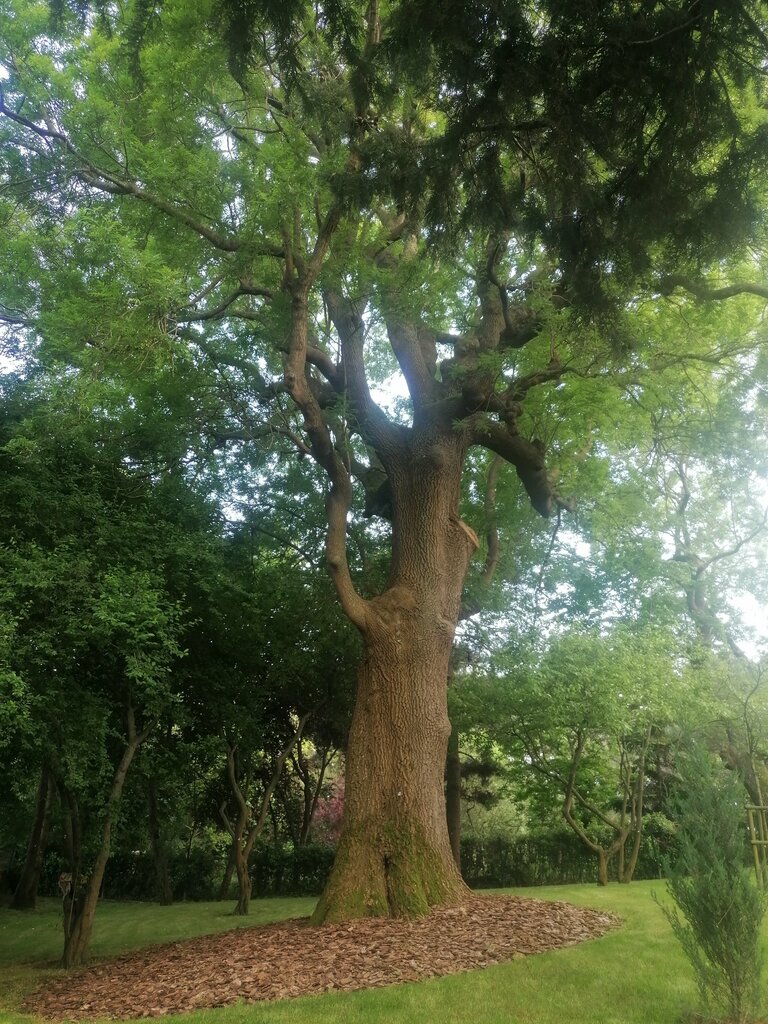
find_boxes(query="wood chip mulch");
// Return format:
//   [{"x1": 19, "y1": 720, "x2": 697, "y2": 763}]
[{"x1": 25, "y1": 895, "x2": 620, "y2": 1020}]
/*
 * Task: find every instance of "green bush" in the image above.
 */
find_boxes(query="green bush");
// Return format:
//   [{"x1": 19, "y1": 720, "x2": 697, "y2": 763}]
[
  {"x1": 251, "y1": 843, "x2": 336, "y2": 897},
  {"x1": 39, "y1": 848, "x2": 223, "y2": 902},
  {"x1": 660, "y1": 747, "x2": 767, "y2": 1024},
  {"x1": 35, "y1": 827, "x2": 666, "y2": 903}
]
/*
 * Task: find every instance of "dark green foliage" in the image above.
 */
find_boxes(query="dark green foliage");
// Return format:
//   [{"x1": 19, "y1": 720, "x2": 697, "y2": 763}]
[
  {"x1": 37, "y1": 847, "x2": 223, "y2": 902},
  {"x1": 250, "y1": 843, "x2": 336, "y2": 898},
  {"x1": 381, "y1": 0, "x2": 768, "y2": 306},
  {"x1": 661, "y1": 747, "x2": 767, "y2": 1024},
  {"x1": 32, "y1": 832, "x2": 663, "y2": 900},
  {"x1": 35, "y1": 843, "x2": 336, "y2": 900},
  {"x1": 462, "y1": 833, "x2": 665, "y2": 890}
]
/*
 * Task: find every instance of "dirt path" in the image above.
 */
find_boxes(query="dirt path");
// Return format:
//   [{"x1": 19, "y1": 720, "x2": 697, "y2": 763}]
[{"x1": 26, "y1": 895, "x2": 619, "y2": 1020}]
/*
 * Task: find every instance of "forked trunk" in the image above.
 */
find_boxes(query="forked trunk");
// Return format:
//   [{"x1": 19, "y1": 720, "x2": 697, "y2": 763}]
[
  {"x1": 620, "y1": 827, "x2": 643, "y2": 883},
  {"x1": 225, "y1": 715, "x2": 310, "y2": 916},
  {"x1": 313, "y1": 443, "x2": 476, "y2": 922},
  {"x1": 233, "y1": 845, "x2": 251, "y2": 915}
]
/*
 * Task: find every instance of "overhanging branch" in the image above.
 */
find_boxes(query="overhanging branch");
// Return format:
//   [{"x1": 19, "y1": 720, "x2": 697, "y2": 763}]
[
  {"x1": 470, "y1": 419, "x2": 557, "y2": 518},
  {"x1": 659, "y1": 275, "x2": 768, "y2": 302}
]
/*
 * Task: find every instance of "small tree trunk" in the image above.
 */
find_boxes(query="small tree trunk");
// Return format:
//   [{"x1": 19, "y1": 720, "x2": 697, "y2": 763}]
[
  {"x1": 298, "y1": 744, "x2": 332, "y2": 847},
  {"x1": 617, "y1": 838, "x2": 625, "y2": 883},
  {"x1": 227, "y1": 715, "x2": 310, "y2": 916},
  {"x1": 10, "y1": 764, "x2": 53, "y2": 910},
  {"x1": 148, "y1": 779, "x2": 173, "y2": 905},
  {"x1": 62, "y1": 711, "x2": 150, "y2": 969},
  {"x1": 596, "y1": 849, "x2": 609, "y2": 887},
  {"x1": 217, "y1": 839, "x2": 236, "y2": 901},
  {"x1": 621, "y1": 827, "x2": 643, "y2": 883},
  {"x1": 224, "y1": 747, "x2": 251, "y2": 917},
  {"x1": 445, "y1": 727, "x2": 462, "y2": 870},
  {"x1": 232, "y1": 842, "x2": 251, "y2": 916}
]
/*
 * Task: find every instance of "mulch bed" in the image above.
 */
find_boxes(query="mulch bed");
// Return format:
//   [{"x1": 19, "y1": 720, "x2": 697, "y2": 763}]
[{"x1": 26, "y1": 895, "x2": 620, "y2": 1020}]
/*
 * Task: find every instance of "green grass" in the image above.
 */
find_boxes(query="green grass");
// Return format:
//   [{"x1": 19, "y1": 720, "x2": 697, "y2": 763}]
[{"x1": 0, "y1": 883, "x2": 716, "y2": 1024}]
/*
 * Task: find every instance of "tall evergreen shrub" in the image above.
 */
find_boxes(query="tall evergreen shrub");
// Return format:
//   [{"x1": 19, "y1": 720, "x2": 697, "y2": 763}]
[{"x1": 660, "y1": 747, "x2": 766, "y2": 1024}]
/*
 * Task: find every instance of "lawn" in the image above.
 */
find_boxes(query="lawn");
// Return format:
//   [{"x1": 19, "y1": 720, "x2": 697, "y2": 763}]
[{"x1": 0, "y1": 882, "x2": 708, "y2": 1024}]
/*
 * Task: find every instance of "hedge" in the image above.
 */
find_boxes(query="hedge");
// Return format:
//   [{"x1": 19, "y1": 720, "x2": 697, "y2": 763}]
[{"x1": 27, "y1": 830, "x2": 666, "y2": 902}]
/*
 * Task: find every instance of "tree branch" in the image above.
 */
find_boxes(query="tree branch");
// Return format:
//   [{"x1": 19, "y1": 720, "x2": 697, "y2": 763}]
[
  {"x1": 176, "y1": 282, "x2": 273, "y2": 322},
  {"x1": 324, "y1": 289, "x2": 402, "y2": 452},
  {"x1": 659, "y1": 275, "x2": 768, "y2": 302},
  {"x1": 283, "y1": 288, "x2": 369, "y2": 632},
  {"x1": 469, "y1": 420, "x2": 557, "y2": 518},
  {"x1": 385, "y1": 316, "x2": 441, "y2": 413},
  {"x1": 481, "y1": 455, "x2": 502, "y2": 585},
  {"x1": 243, "y1": 711, "x2": 312, "y2": 859},
  {"x1": 0, "y1": 89, "x2": 282, "y2": 257}
]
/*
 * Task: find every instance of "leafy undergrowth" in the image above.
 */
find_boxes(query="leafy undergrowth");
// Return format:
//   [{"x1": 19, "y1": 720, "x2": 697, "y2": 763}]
[{"x1": 23, "y1": 895, "x2": 617, "y2": 1019}]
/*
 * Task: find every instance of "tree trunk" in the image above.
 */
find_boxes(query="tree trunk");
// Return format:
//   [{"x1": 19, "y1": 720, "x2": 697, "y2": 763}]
[
  {"x1": 312, "y1": 614, "x2": 469, "y2": 922},
  {"x1": 620, "y1": 827, "x2": 642, "y2": 883},
  {"x1": 62, "y1": 711, "x2": 149, "y2": 969},
  {"x1": 226, "y1": 715, "x2": 310, "y2": 916},
  {"x1": 223, "y1": 746, "x2": 252, "y2": 917},
  {"x1": 445, "y1": 727, "x2": 462, "y2": 870},
  {"x1": 620, "y1": 731, "x2": 650, "y2": 884},
  {"x1": 596, "y1": 849, "x2": 609, "y2": 887},
  {"x1": 313, "y1": 444, "x2": 476, "y2": 923},
  {"x1": 217, "y1": 838, "x2": 236, "y2": 901},
  {"x1": 10, "y1": 764, "x2": 53, "y2": 910},
  {"x1": 147, "y1": 779, "x2": 173, "y2": 905},
  {"x1": 232, "y1": 841, "x2": 251, "y2": 916},
  {"x1": 298, "y1": 744, "x2": 332, "y2": 847}
]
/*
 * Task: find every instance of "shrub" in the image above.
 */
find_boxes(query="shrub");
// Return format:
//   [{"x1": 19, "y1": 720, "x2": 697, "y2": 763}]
[{"x1": 659, "y1": 747, "x2": 767, "y2": 1024}]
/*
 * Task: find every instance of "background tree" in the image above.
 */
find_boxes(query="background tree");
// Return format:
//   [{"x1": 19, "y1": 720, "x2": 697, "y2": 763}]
[
  {"x1": 0, "y1": 374, "x2": 221, "y2": 963},
  {"x1": 464, "y1": 629, "x2": 684, "y2": 885}
]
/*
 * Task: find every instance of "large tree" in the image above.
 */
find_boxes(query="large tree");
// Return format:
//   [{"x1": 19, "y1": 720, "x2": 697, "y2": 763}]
[{"x1": 1, "y1": 0, "x2": 767, "y2": 921}]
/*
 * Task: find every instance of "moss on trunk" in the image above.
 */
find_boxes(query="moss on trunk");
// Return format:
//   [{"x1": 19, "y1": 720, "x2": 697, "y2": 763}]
[{"x1": 312, "y1": 820, "x2": 468, "y2": 924}]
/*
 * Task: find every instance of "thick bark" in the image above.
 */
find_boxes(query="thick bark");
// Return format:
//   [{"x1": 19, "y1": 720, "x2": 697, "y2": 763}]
[
  {"x1": 313, "y1": 444, "x2": 476, "y2": 922},
  {"x1": 10, "y1": 764, "x2": 53, "y2": 910},
  {"x1": 445, "y1": 728, "x2": 462, "y2": 870},
  {"x1": 313, "y1": 614, "x2": 470, "y2": 921}
]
